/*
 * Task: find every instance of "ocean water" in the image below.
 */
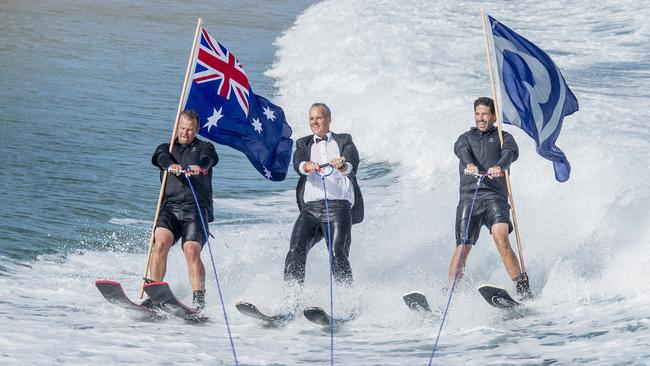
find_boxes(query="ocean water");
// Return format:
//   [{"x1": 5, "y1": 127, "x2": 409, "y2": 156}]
[{"x1": 1, "y1": 0, "x2": 649, "y2": 365}]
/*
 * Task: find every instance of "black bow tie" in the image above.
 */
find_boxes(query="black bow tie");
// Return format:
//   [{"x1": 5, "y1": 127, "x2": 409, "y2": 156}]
[{"x1": 314, "y1": 137, "x2": 328, "y2": 143}]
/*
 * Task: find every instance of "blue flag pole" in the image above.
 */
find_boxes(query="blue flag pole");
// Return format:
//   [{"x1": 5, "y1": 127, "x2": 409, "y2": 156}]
[{"x1": 481, "y1": 8, "x2": 527, "y2": 274}]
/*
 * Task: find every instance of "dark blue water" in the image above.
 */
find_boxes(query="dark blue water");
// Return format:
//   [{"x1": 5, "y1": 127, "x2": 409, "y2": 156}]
[{"x1": 0, "y1": 0, "x2": 314, "y2": 271}]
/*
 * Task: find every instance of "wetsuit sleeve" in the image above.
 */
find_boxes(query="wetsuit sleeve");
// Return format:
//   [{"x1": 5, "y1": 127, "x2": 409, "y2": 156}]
[
  {"x1": 340, "y1": 135, "x2": 360, "y2": 176},
  {"x1": 496, "y1": 132, "x2": 519, "y2": 170},
  {"x1": 454, "y1": 134, "x2": 474, "y2": 167},
  {"x1": 198, "y1": 142, "x2": 218, "y2": 170},
  {"x1": 152, "y1": 143, "x2": 173, "y2": 169}
]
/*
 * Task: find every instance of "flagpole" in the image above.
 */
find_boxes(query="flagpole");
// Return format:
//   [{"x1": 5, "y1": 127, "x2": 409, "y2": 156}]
[
  {"x1": 140, "y1": 17, "x2": 204, "y2": 298},
  {"x1": 480, "y1": 8, "x2": 527, "y2": 274}
]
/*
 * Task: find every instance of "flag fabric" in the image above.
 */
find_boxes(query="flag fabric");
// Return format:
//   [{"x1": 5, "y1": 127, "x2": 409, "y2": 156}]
[
  {"x1": 487, "y1": 15, "x2": 579, "y2": 182},
  {"x1": 182, "y1": 28, "x2": 293, "y2": 181}
]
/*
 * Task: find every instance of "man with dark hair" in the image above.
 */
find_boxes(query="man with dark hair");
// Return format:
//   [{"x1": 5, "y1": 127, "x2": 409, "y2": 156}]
[
  {"x1": 145, "y1": 110, "x2": 219, "y2": 309},
  {"x1": 447, "y1": 97, "x2": 531, "y2": 300},
  {"x1": 284, "y1": 103, "x2": 364, "y2": 289}
]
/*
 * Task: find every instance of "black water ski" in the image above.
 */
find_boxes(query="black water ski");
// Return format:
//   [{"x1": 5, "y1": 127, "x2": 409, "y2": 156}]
[
  {"x1": 235, "y1": 301, "x2": 293, "y2": 327},
  {"x1": 303, "y1": 307, "x2": 354, "y2": 329},
  {"x1": 143, "y1": 281, "x2": 208, "y2": 323},
  {"x1": 402, "y1": 291, "x2": 432, "y2": 312},
  {"x1": 478, "y1": 284, "x2": 520, "y2": 309},
  {"x1": 95, "y1": 280, "x2": 161, "y2": 318}
]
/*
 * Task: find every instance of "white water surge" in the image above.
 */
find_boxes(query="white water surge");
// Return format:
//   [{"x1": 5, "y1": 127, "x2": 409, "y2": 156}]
[{"x1": 1, "y1": 0, "x2": 649, "y2": 365}]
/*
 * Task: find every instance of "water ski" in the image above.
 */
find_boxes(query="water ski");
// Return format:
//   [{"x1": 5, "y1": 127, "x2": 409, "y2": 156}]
[
  {"x1": 235, "y1": 301, "x2": 294, "y2": 327},
  {"x1": 95, "y1": 280, "x2": 162, "y2": 319},
  {"x1": 402, "y1": 291, "x2": 432, "y2": 312},
  {"x1": 143, "y1": 281, "x2": 208, "y2": 323},
  {"x1": 478, "y1": 284, "x2": 519, "y2": 309},
  {"x1": 303, "y1": 306, "x2": 354, "y2": 329}
]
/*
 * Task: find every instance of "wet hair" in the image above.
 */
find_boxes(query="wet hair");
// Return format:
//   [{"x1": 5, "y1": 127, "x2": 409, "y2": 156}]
[
  {"x1": 310, "y1": 103, "x2": 331, "y2": 119},
  {"x1": 473, "y1": 97, "x2": 495, "y2": 115},
  {"x1": 179, "y1": 110, "x2": 200, "y2": 129}
]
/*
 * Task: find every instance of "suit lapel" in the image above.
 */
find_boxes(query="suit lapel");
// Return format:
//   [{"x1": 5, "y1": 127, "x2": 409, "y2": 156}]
[{"x1": 330, "y1": 132, "x2": 344, "y2": 156}]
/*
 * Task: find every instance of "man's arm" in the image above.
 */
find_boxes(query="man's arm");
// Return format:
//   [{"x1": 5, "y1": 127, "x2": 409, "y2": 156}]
[
  {"x1": 197, "y1": 142, "x2": 219, "y2": 170},
  {"x1": 186, "y1": 142, "x2": 219, "y2": 175},
  {"x1": 338, "y1": 135, "x2": 359, "y2": 176},
  {"x1": 454, "y1": 134, "x2": 478, "y2": 174},
  {"x1": 152, "y1": 143, "x2": 173, "y2": 169},
  {"x1": 152, "y1": 143, "x2": 186, "y2": 175},
  {"x1": 486, "y1": 133, "x2": 519, "y2": 178},
  {"x1": 495, "y1": 132, "x2": 519, "y2": 171},
  {"x1": 294, "y1": 138, "x2": 319, "y2": 175},
  {"x1": 293, "y1": 138, "x2": 307, "y2": 173}
]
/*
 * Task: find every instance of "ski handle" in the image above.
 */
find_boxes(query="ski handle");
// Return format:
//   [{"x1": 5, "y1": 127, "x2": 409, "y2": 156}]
[
  {"x1": 464, "y1": 169, "x2": 504, "y2": 178},
  {"x1": 167, "y1": 166, "x2": 207, "y2": 176},
  {"x1": 315, "y1": 155, "x2": 346, "y2": 176},
  {"x1": 316, "y1": 163, "x2": 335, "y2": 177}
]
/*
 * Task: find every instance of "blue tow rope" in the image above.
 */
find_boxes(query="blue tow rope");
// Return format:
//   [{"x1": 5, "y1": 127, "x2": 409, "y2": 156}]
[
  {"x1": 428, "y1": 174, "x2": 486, "y2": 364},
  {"x1": 317, "y1": 164, "x2": 336, "y2": 366},
  {"x1": 184, "y1": 174, "x2": 239, "y2": 366}
]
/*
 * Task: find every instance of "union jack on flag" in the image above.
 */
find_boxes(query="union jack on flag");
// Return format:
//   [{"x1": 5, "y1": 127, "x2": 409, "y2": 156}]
[
  {"x1": 182, "y1": 27, "x2": 293, "y2": 181},
  {"x1": 193, "y1": 29, "x2": 250, "y2": 116}
]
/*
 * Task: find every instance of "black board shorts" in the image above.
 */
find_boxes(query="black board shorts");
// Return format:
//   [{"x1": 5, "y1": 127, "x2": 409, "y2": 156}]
[
  {"x1": 156, "y1": 203, "x2": 207, "y2": 247},
  {"x1": 455, "y1": 199, "x2": 512, "y2": 245}
]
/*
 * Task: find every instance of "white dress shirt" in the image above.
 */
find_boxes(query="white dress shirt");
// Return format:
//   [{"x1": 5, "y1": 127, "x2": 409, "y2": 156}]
[{"x1": 298, "y1": 132, "x2": 355, "y2": 205}]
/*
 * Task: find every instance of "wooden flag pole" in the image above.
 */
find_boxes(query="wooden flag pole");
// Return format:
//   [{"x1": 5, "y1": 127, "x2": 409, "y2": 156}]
[
  {"x1": 139, "y1": 17, "x2": 204, "y2": 298},
  {"x1": 480, "y1": 9, "x2": 527, "y2": 274}
]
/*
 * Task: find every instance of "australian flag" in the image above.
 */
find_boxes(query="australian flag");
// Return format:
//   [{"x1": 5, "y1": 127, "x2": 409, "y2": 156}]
[
  {"x1": 487, "y1": 15, "x2": 579, "y2": 182},
  {"x1": 182, "y1": 28, "x2": 293, "y2": 181}
]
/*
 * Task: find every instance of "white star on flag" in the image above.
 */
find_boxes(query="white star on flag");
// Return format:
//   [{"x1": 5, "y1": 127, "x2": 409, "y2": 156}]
[
  {"x1": 203, "y1": 107, "x2": 223, "y2": 132},
  {"x1": 263, "y1": 166, "x2": 272, "y2": 180},
  {"x1": 262, "y1": 105, "x2": 276, "y2": 121},
  {"x1": 251, "y1": 118, "x2": 263, "y2": 134}
]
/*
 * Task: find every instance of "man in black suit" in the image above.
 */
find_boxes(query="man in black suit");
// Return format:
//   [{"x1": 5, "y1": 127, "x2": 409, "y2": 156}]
[{"x1": 284, "y1": 103, "x2": 364, "y2": 287}]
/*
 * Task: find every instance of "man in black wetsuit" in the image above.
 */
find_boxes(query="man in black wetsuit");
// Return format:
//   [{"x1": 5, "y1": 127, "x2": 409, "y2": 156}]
[
  {"x1": 447, "y1": 97, "x2": 532, "y2": 300},
  {"x1": 284, "y1": 103, "x2": 364, "y2": 289},
  {"x1": 146, "y1": 110, "x2": 218, "y2": 309}
]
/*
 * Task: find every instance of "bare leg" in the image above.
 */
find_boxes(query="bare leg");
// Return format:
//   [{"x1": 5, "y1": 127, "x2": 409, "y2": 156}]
[
  {"x1": 150, "y1": 227, "x2": 174, "y2": 281},
  {"x1": 490, "y1": 223, "x2": 522, "y2": 280},
  {"x1": 447, "y1": 244, "x2": 473, "y2": 287},
  {"x1": 183, "y1": 241, "x2": 205, "y2": 291}
]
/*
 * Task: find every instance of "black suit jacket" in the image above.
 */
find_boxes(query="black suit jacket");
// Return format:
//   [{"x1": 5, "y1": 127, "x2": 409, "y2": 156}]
[{"x1": 293, "y1": 133, "x2": 364, "y2": 224}]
